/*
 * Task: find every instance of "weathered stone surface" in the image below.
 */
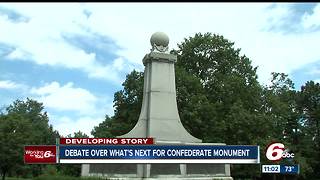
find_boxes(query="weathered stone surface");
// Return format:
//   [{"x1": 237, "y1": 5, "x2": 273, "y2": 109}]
[{"x1": 119, "y1": 51, "x2": 200, "y2": 143}]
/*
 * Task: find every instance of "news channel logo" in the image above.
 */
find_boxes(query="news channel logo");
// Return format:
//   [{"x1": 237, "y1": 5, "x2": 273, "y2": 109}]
[
  {"x1": 261, "y1": 142, "x2": 299, "y2": 174},
  {"x1": 265, "y1": 142, "x2": 294, "y2": 161}
]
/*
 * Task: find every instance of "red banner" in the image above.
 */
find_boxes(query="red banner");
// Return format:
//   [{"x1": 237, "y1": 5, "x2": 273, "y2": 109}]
[
  {"x1": 24, "y1": 145, "x2": 56, "y2": 164},
  {"x1": 60, "y1": 138, "x2": 154, "y2": 145}
]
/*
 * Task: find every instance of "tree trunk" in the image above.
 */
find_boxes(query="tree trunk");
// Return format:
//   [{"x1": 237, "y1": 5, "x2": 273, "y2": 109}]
[{"x1": 2, "y1": 170, "x2": 6, "y2": 180}]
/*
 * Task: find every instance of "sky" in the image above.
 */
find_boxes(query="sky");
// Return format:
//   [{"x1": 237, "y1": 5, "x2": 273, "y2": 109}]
[{"x1": 0, "y1": 3, "x2": 320, "y2": 137}]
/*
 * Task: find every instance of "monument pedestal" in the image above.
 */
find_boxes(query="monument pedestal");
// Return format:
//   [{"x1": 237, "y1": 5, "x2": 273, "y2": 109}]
[
  {"x1": 82, "y1": 32, "x2": 233, "y2": 179},
  {"x1": 83, "y1": 142, "x2": 233, "y2": 179}
]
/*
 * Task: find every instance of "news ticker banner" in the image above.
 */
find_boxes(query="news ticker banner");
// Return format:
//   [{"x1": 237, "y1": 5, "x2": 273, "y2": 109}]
[
  {"x1": 262, "y1": 165, "x2": 300, "y2": 174},
  {"x1": 59, "y1": 138, "x2": 154, "y2": 145},
  {"x1": 59, "y1": 145, "x2": 259, "y2": 164},
  {"x1": 25, "y1": 138, "x2": 260, "y2": 164}
]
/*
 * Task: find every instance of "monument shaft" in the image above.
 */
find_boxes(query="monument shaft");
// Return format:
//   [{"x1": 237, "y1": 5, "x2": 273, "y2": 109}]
[{"x1": 119, "y1": 52, "x2": 201, "y2": 143}]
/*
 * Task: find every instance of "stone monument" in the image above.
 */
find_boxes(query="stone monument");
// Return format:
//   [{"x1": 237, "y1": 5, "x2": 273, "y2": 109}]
[{"x1": 82, "y1": 32, "x2": 233, "y2": 179}]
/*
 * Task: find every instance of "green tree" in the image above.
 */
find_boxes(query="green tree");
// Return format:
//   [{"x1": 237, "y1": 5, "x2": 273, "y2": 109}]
[
  {"x1": 172, "y1": 33, "x2": 267, "y2": 147},
  {"x1": 5, "y1": 98, "x2": 59, "y2": 145},
  {"x1": 297, "y1": 81, "x2": 320, "y2": 179},
  {"x1": 261, "y1": 73, "x2": 313, "y2": 179},
  {"x1": 68, "y1": 131, "x2": 89, "y2": 139},
  {"x1": 262, "y1": 72, "x2": 298, "y2": 142},
  {"x1": 91, "y1": 115, "x2": 115, "y2": 137},
  {"x1": 0, "y1": 98, "x2": 59, "y2": 180},
  {"x1": 0, "y1": 112, "x2": 31, "y2": 180},
  {"x1": 298, "y1": 81, "x2": 320, "y2": 147}
]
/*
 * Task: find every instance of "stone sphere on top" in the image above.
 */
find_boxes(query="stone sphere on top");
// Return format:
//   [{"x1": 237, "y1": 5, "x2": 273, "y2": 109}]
[{"x1": 150, "y1": 32, "x2": 169, "y2": 48}]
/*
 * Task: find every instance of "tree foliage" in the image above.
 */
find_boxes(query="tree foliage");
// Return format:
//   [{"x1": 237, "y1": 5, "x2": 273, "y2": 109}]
[
  {"x1": 172, "y1": 33, "x2": 265, "y2": 146},
  {"x1": 0, "y1": 98, "x2": 59, "y2": 180},
  {"x1": 296, "y1": 81, "x2": 320, "y2": 179}
]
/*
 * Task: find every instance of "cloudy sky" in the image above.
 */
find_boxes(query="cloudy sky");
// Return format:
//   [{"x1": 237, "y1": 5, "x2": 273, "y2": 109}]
[{"x1": 0, "y1": 3, "x2": 319, "y2": 137}]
